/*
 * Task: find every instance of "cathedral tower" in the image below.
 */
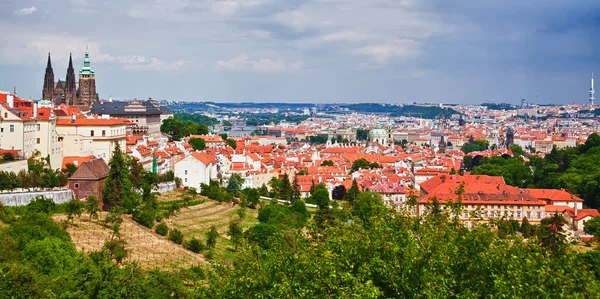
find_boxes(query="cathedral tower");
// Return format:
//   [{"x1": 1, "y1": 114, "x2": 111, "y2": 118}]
[
  {"x1": 77, "y1": 45, "x2": 98, "y2": 106},
  {"x1": 65, "y1": 53, "x2": 77, "y2": 106},
  {"x1": 42, "y1": 53, "x2": 54, "y2": 101}
]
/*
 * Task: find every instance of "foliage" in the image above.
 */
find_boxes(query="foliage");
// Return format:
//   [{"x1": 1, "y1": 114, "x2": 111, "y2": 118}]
[
  {"x1": 332, "y1": 185, "x2": 347, "y2": 200},
  {"x1": 155, "y1": 223, "x2": 169, "y2": 236},
  {"x1": 309, "y1": 135, "x2": 328, "y2": 144},
  {"x1": 345, "y1": 179, "x2": 361, "y2": 203},
  {"x1": 84, "y1": 195, "x2": 101, "y2": 220},
  {"x1": 185, "y1": 238, "x2": 205, "y2": 253},
  {"x1": 343, "y1": 103, "x2": 460, "y2": 118},
  {"x1": 311, "y1": 184, "x2": 330, "y2": 209},
  {"x1": 169, "y1": 228, "x2": 184, "y2": 244},
  {"x1": 206, "y1": 225, "x2": 219, "y2": 249},
  {"x1": 22, "y1": 237, "x2": 78, "y2": 275},
  {"x1": 160, "y1": 115, "x2": 211, "y2": 141},
  {"x1": 351, "y1": 158, "x2": 381, "y2": 172},
  {"x1": 226, "y1": 173, "x2": 244, "y2": 194},
  {"x1": 63, "y1": 163, "x2": 78, "y2": 175},
  {"x1": 26, "y1": 196, "x2": 56, "y2": 214},
  {"x1": 2, "y1": 152, "x2": 15, "y2": 161},
  {"x1": 132, "y1": 206, "x2": 156, "y2": 228},
  {"x1": 103, "y1": 143, "x2": 137, "y2": 211},
  {"x1": 471, "y1": 155, "x2": 533, "y2": 187},
  {"x1": 241, "y1": 188, "x2": 261, "y2": 208},
  {"x1": 226, "y1": 138, "x2": 237, "y2": 149},
  {"x1": 321, "y1": 160, "x2": 334, "y2": 166},
  {"x1": 64, "y1": 199, "x2": 83, "y2": 223},
  {"x1": 584, "y1": 216, "x2": 600, "y2": 239},
  {"x1": 189, "y1": 137, "x2": 207, "y2": 151},
  {"x1": 103, "y1": 239, "x2": 128, "y2": 264},
  {"x1": 352, "y1": 191, "x2": 385, "y2": 227},
  {"x1": 462, "y1": 138, "x2": 489, "y2": 154},
  {"x1": 291, "y1": 175, "x2": 301, "y2": 202},
  {"x1": 228, "y1": 220, "x2": 244, "y2": 251},
  {"x1": 356, "y1": 129, "x2": 369, "y2": 141}
]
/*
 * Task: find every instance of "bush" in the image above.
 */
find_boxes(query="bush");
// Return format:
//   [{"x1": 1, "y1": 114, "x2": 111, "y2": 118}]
[
  {"x1": 155, "y1": 223, "x2": 169, "y2": 236},
  {"x1": 169, "y1": 228, "x2": 184, "y2": 244},
  {"x1": 3, "y1": 152, "x2": 15, "y2": 161},
  {"x1": 132, "y1": 208, "x2": 156, "y2": 229},
  {"x1": 184, "y1": 238, "x2": 204, "y2": 253},
  {"x1": 27, "y1": 196, "x2": 56, "y2": 214}
]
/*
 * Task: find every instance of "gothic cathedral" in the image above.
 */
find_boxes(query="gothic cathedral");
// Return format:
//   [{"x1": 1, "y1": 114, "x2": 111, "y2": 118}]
[{"x1": 42, "y1": 46, "x2": 98, "y2": 106}]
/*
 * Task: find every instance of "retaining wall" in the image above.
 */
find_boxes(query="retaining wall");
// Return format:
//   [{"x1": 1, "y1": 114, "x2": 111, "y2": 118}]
[{"x1": 0, "y1": 189, "x2": 74, "y2": 206}]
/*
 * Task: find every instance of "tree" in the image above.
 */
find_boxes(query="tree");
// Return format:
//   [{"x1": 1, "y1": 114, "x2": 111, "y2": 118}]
[
  {"x1": 356, "y1": 129, "x2": 369, "y2": 141},
  {"x1": 103, "y1": 239, "x2": 128, "y2": 264},
  {"x1": 345, "y1": 179, "x2": 360, "y2": 203},
  {"x1": 226, "y1": 138, "x2": 237, "y2": 149},
  {"x1": 227, "y1": 173, "x2": 244, "y2": 194},
  {"x1": 22, "y1": 237, "x2": 78, "y2": 275},
  {"x1": 279, "y1": 173, "x2": 292, "y2": 201},
  {"x1": 169, "y1": 229, "x2": 184, "y2": 244},
  {"x1": 63, "y1": 163, "x2": 78, "y2": 175},
  {"x1": 185, "y1": 238, "x2": 204, "y2": 253},
  {"x1": 332, "y1": 185, "x2": 347, "y2": 200},
  {"x1": 228, "y1": 221, "x2": 244, "y2": 251},
  {"x1": 291, "y1": 175, "x2": 301, "y2": 202},
  {"x1": 103, "y1": 143, "x2": 135, "y2": 210},
  {"x1": 584, "y1": 216, "x2": 600, "y2": 239},
  {"x1": 128, "y1": 158, "x2": 144, "y2": 188},
  {"x1": 539, "y1": 213, "x2": 567, "y2": 253},
  {"x1": 64, "y1": 199, "x2": 84, "y2": 224},
  {"x1": 352, "y1": 158, "x2": 372, "y2": 172},
  {"x1": 321, "y1": 160, "x2": 334, "y2": 166},
  {"x1": 312, "y1": 184, "x2": 330, "y2": 209},
  {"x1": 206, "y1": 225, "x2": 219, "y2": 249},
  {"x1": 520, "y1": 217, "x2": 532, "y2": 238},
  {"x1": 2, "y1": 152, "x2": 15, "y2": 161},
  {"x1": 189, "y1": 138, "x2": 206, "y2": 151},
  {"x1": 103, "y1": 208, "x2": 124, "y2": 237},
  {"x1": 297, "y1": 170, "x2": 308, "y2": 176},
  {"x1": 352, "y1": 191, "x2": 385, "y2": 227},
  {"x1": 155, "y1": 223, "x2": 169, "y2": 236},
  {"x1": 223, "y1": 120, "x2": 233, "y2": 127}
]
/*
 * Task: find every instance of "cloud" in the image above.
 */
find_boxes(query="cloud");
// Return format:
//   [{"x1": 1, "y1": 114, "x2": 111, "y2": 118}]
[
  {"x1": 319, "y1": 31, "x2": 366, "y2": 43},
  {"x1": 353, "y1": 40, "x2": 419, "y2": 63},
  {"x1": 14, "y1": 7, "x2": 37, "y2": 16},
  {"x1": 216, "y1": 53, "x2": 303, "y2": 73}
]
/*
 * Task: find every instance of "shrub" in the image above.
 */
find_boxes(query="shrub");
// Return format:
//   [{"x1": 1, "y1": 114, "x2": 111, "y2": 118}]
[
  {"x1": 132, "y1": 208, "x2": 156, "y2": 229},
  {"x1": 184, "y1": 238, "x2": 204, "y2": 253},
  {"x1": 155, "y1": 223, "x2": 169, "y2": 236},
  {"x1": 169, "y1": 229, "x2": 184, "y2": 244}
]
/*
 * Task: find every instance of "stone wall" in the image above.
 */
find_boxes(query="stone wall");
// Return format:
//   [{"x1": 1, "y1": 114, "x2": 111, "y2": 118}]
[
  {"x1": 1, "y1": 160, "x2": 28, "y2": 173},
  {"x1": 155, "y1": 182, "x2": 177, "y2": 193},
  {"x1": 0, "y1": 189, "x2": 74, "y2": 206}
]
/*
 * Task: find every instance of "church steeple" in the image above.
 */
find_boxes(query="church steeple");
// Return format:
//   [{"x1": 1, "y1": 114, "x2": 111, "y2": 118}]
[
  {"x1": 42, "y1": 53, "x2": 55, "y2": 101},
  {"x1": 79, "y1": 45, "x2": 95, "y2": 76},
  {"x1": 65, "y1": 53, "x2": 77, "y2": 105}
]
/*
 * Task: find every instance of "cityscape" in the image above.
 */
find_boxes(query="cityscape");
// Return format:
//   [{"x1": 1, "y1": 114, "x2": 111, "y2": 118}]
[{"x1": 1, "y1": 1, "x2": 600, "y2": 297}]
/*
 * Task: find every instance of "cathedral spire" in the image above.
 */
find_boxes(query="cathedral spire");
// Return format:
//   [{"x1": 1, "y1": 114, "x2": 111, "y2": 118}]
[
  {"x1": 66, "y1": 53, "x2": 76, "y2": 95},
  {"x1": 42, "y1": 53, "x2": 55, "y2": 101},
  {"x1": 46, "y1": 52, "x2": 52, "y2": 70},
  {"x1": 79, "y1": 44, "x2": 95, "y2": 75}
]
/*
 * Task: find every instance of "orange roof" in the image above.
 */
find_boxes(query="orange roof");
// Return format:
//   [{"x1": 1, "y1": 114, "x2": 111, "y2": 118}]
[
  {"x1": 191, "y1": 152, "x2": 217, "y2": 165},
  {"x1": 525, "y1": 189, "x2": 583, "y2": 203},
  {"x1": 57, "y1": 118, "x2": 127, "y2": 126},
  {"x1": 62, "y1": 155, "x2": 95, "y2": 170}
]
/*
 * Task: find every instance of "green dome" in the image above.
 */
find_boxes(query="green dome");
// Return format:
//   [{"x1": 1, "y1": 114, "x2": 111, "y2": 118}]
[
  {"x1": 79, "y1": 45, "x2": 95, "y2": 76},
  {"x1": 369, "y1": 129, "x2": 387, "y2": 135}
]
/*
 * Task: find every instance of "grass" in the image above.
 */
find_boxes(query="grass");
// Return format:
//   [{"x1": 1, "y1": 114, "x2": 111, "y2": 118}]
[{"x1": 573, "y1": 241, "x2": 598, "y2": 253}]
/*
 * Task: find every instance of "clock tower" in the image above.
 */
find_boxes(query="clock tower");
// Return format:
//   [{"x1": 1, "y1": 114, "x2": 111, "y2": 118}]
[{"x1": 77, "y1": 45, "x2": 98, "y2": 106}]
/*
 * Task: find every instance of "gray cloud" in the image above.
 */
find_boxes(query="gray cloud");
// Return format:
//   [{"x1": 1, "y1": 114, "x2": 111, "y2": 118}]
[{"x1": 0, "y1": 0, "x2": 598, "y2": 104}]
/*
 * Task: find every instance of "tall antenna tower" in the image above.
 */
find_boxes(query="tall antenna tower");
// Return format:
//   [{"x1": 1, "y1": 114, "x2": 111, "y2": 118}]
[{"x1": 590, "y1": 73, "x2": 596, "y2": 106}]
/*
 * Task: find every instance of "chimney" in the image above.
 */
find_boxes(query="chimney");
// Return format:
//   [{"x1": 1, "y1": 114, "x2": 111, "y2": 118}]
[
  {"x1": 33, "y1": 102, "x2": 38, "y2": 118},
  {"x1": 6, "y1": 94, "x2": 14, "y2": 108},
  {"x1": 71, "y1": 114, "x2": 76, "y2": 123}
]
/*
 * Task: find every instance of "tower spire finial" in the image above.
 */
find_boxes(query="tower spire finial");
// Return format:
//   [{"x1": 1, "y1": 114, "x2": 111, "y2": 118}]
[{"x1": 46, "y1": 52, "x2": 52, "y2": 69}]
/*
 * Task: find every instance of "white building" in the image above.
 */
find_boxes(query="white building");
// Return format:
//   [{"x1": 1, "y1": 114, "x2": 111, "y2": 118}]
[
  {"x1": 174, "y1": 152, "x2": 218, "y2": 189},
  {"x1": 56, "y1": 117, "x2": 127, "y2": 161}
]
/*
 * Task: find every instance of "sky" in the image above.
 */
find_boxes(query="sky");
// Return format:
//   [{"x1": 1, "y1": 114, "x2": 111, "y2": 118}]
[{"x1": 0, "y1": 0, "x2": 599, "y2": 104}]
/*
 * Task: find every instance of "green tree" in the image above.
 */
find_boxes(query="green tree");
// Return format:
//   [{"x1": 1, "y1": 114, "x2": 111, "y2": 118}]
[
  {"x1": 345, "y1": 179, "x2": 360, "y2": 203},
  {"x1": 312, "y1": 184, "x2": 330, "y2": 209},
  {"x1": 185, "y1": 238, "x2": 205, "y2": 253},
  {"x1": 279, "y1": 173, "x2": 292, "y2": 201},
  {"x1": 228, "y1": 220, "x2": 244, "y2": 251},
  {"x1": 321, "y1": 160, "x2": 334, "y2": 166},
  {"x1": 155, "y1": 223, "x2": 169, "y2": 236},
  {"x1": 520, "y1": 217, "x2": 532, "y2": 238},
  {"x1": 352, "y1": 158, "x2": 373, "y2": 172},
  {"x1": 84, "y1": 195, "x2": 101, "y2": 220},
  {"x1": 226, "y1": 138, "x2": 237, "y2": 149},
  {"x1": 169, "y1": 229, "x2": 184, "y2": 244},
  {"x1": 356, "y1": 129, "x2": 369, "y2": 141},
  {"x1": 584, "y1": 216, "x2": 600, "y2": 239},
  {"x1": 227, "y1": 173, "x2": 244, "y2": 194},
  {"x1": 352, "y1": 191, "x2": 385, "y2": 227},
  {"x1": 206, "y1": 225, "x2": 219, "y2": 249},
  {"x1": 189, "y1": 138, "x2": 206, "y2": 151},
  {"x1": 103, "y1": 143, "x2": 135, "y2": 210},
  {"x1": 291, "y1": 175, "x2": 301, "y2": 202},
  {"x1": 22, "y1": 237, "x2": 78, "y2": 275},
  {"x1": 64, "y1": 199, "x2": 84, "y2": 224}
]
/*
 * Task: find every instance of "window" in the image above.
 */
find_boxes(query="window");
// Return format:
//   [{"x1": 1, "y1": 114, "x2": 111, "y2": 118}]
[
  {"x1": 3, "y1": 113, "x2": 6, "y2": 118},
  {"x1": 74, "y1": 183, "x2": 79, "y2": 189},
  {"x1": 9, "y1": 125, "x2": 14, "y2": 133},
  {"x1": 37, "y1": 124, "x2": 40, "y2": 131},
  {"x1": 184, "y1": 178, "x2": 187, "y2": 183},
  {"x1": 91, "y1": 130, "x2": 94, "y2": 137},
  {"x1": 185, "y1": 170, "x2": 188, "y2": 175},
  {"x1": 0, "y1": 128, "x2": 3, "y2": 133},
  {"x1": 36, "y1": 138, "x2": 40, "y2": 144},
  {"x1": 102, "y1": 130, "x2": 106, "y2": 137}
]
